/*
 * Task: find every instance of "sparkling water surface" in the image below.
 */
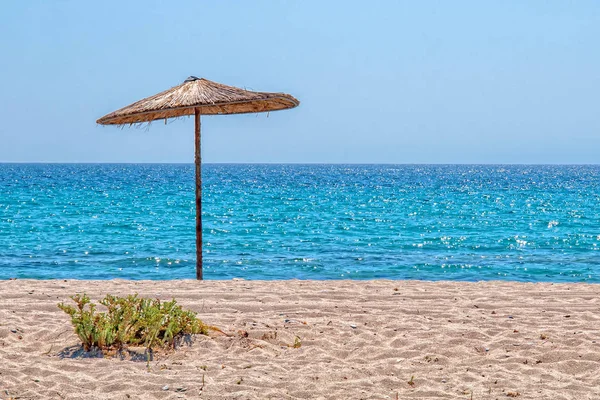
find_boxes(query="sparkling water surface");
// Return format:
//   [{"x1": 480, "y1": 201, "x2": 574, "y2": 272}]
[{"x1": 1, "y1": 164, "x2": 599, "y2": 281}]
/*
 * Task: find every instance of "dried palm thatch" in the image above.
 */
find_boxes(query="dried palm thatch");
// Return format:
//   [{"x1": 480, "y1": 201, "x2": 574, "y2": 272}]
[
  {"x1": 96, "y1": 76, "x2": 299, "y2": 125},
  {"x1": 96, "y1": 76, "x2": 299, "y2": 280}
]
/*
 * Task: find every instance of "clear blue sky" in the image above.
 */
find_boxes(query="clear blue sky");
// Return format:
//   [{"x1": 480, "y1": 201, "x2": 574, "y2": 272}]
[{"x1": 1, "y1": 1, "x2": 599, "y2": 163}]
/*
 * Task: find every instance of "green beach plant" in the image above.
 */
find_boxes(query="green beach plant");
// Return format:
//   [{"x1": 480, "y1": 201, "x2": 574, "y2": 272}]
[{"x1": 58, "y1": 293, "x2": 211, "y2": 352}]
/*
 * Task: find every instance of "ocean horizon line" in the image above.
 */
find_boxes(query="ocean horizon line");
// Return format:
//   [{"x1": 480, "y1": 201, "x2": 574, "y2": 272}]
[{"x1": 1, "y1": 162, "x2": 599, "y2": 166}]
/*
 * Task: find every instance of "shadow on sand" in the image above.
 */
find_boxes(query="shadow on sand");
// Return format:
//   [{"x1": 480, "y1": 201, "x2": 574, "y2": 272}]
[
  {"x1": 58, "y1": 345, "x2": 153, "y2": 362},
  {"x1": 57, "y1": 334, "x2": 195, "y2": 362}
]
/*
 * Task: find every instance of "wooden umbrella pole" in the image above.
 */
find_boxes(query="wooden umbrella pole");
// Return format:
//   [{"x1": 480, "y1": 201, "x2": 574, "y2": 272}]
[{"x1": 194, "y1": 108, "x2": 203, "y2": 280}]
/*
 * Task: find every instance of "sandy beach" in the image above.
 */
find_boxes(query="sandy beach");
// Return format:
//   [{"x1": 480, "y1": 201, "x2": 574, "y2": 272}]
[{"x1": 1, "y1": 279, "x2": 600, "y2": 399}]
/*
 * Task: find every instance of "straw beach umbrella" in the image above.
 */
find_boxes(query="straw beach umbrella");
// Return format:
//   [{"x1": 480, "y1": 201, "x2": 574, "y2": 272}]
[{"x1": 97, "y1": 76, "x2": 299, "y2": 280}]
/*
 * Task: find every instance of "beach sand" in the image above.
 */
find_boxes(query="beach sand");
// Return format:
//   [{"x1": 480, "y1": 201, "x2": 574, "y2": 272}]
[{"x1": 1, "y1": 279, "x2": 600, "y2": 399}]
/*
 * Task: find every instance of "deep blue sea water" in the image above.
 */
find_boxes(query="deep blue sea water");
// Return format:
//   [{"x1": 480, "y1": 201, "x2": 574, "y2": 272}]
[{"x1": 1, "y1": 164, "x2": 599, "y2": 281}]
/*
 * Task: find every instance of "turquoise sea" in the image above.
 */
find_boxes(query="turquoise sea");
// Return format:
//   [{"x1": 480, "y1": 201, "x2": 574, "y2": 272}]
[{"x1": 1, "y1": 164, "x2": 599, "y2": 281}]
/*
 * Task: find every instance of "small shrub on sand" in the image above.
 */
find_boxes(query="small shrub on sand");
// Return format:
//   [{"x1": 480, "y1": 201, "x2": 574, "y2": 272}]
[{"x1": 58, "y1": 293, "x2": 211, "y2": 351}]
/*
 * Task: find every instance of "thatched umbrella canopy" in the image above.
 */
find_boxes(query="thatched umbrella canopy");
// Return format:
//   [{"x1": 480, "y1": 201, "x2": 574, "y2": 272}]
[{"x1": 97, "y1": 76, "x2": 299, "y2": 280}]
